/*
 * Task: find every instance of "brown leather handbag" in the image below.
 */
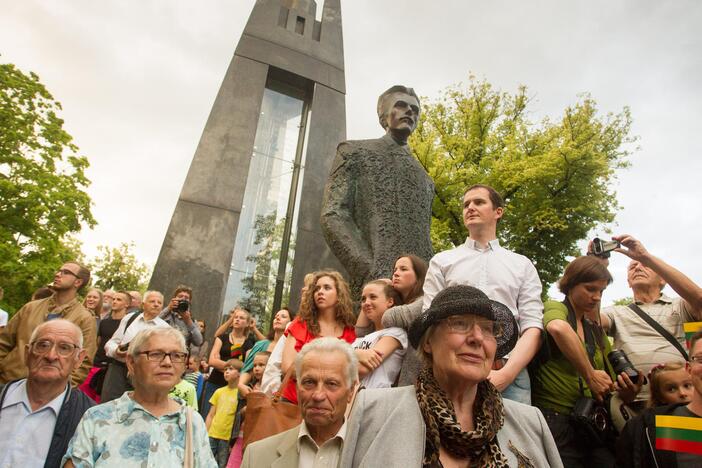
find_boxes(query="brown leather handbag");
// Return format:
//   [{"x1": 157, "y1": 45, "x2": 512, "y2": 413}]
[{"x1": 241, "y1": 368, "x2": 301, "y2": 449}]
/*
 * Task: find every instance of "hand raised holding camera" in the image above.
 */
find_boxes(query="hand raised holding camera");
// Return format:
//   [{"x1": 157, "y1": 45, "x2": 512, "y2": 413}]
[{"x1": 612, "y1": 234, "x2": 650, "y2": 263}]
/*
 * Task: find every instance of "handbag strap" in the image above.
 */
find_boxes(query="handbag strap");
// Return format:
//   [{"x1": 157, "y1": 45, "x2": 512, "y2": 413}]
[
  {"x1": 184, "y1": 407, "x2": 193, "y2": 468},
  {"x1": 627, "y1": 303, "x2": 688, "y2": 360},
  {"x1": 272, "y1": 365, "x2": 296, "y2": 402}
]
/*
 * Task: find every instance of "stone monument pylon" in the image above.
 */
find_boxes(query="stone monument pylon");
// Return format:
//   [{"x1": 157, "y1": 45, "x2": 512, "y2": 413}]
[{"x1": 150, "y1": 0, "x2": 346, "y2": 333}]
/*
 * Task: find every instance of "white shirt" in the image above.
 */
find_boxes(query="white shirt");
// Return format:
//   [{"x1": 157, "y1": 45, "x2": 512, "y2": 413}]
[
  {"x1": 0, "y1": 379, "x2": 68, "y2": 468},
  {"x1": 423, "y1": 238, "x2": 544, "y2": 333},
  {"x1": 104, "y1": 312, "x2": 170, "y2": 361},
  {"x1": 0, "y1": 308, "x2": 8, "y2": 327},
  {"x1": 352, "y1": 327, "x2": 408, "y2": 388},
  {"x1": 298, "y1": 419, "x2": 346, "y2": 468},
  {"x1": 260, "y1": 323, "x2": 292, "y2": 396}
]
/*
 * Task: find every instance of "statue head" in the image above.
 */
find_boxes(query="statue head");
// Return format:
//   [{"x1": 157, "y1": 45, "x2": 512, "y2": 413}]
[{"x1": 377, "y1": 85, "x2": 421, "y2": 144}]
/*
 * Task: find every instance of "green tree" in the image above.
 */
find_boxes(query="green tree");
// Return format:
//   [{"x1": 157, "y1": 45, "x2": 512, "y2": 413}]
[
  {"x1": 89, "y1": 242, "x2": 151, "y2": 292},
  {"x1": 611, "y1": 296, "x2": 634, "y2": 306},
  {"x1": 0, "y1": 63, "x2": 95, "y2": 311},
  {"x1": 240, "y1": 212, "x2": 293, "y2": 331},
  {"x1": 410, "y1": 77, "x2": 634, "y2": 293}
]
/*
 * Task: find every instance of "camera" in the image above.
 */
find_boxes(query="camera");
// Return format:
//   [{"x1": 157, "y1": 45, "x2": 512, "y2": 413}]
[
  {"x1": 175, "y1": 299, "x2": 190, "y2": 314},
  {"x1": 572, "y1": 396, "x2": 609, "y2": 432},
  {"x1": 608, "y1": 349, "x2": 640, "y2": 381},
  {"x1": 592, "y1": 237, "x2": 621, "y2": 258}
]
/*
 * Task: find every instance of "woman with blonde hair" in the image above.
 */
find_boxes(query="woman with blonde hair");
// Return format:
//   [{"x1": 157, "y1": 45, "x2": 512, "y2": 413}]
[
  {"x1": 280, "y1": 270, "x2": 356, "y2": 403},
  {"x1": 202, "y1": 307, "x2": 256, "y2": 416},
  {"x1": 82, "y1": 288, "x2": 103, "y2": 320}
]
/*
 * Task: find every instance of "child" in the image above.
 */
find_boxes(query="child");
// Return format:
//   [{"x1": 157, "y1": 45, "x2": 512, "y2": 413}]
[
  {"x1": 206, "y1": 359, "x2": 243, "y2": 467},
  {"x1": 647, "y1": 361, "x2": 694, "y2": 407},
  {"x1": 238, "y1": 351, "x2": 271, "y2": 397},
  {"x1": 352, "y1": 280, "x2": 408, "y2": 388}
]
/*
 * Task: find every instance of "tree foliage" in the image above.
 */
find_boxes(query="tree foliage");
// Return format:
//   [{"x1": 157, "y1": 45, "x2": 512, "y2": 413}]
[
  {"x1": 0, "y1": 63, "x2": 95, "y2": 311},
  {"x1": 240, "y1": 212, "x2": 292, "y2": 331},
  {"x1": 410, "y1": 77, "x2": 634, "y2": 292},
  {"x1": 88, "y1": 242, "x2": 151, "y2": 292}
]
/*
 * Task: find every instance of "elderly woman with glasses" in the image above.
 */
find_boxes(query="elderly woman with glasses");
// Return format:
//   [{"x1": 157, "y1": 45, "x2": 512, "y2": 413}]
[
  {"x1": 63, "y1": 327, "x2": 216, "y2": 467},
  {"x1": 341, "y1": 285, "x2": 562, "y2": 468}
]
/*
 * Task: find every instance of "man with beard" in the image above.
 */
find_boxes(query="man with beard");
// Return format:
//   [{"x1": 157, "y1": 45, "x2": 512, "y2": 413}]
[{"x1": 0, "y1": 262, "x2": 97, "y2": 387}]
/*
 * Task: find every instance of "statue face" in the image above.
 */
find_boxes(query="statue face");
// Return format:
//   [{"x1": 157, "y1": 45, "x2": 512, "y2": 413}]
[{"x1": 384, "y1": 92, "x2": 420, "y2": 138}]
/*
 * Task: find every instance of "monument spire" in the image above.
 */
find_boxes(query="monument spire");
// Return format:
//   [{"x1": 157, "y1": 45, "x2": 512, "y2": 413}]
[{"x1": 150, "y1": 0, "x2": 346, "y2": 332}]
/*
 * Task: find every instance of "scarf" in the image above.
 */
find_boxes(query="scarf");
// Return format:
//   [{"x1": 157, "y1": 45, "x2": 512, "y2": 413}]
[{"x1": 415, "y1": 367, "x2": 533, "y2": 468}]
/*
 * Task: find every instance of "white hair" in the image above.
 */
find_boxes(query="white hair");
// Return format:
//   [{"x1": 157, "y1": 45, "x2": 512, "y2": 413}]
[
  {"x1": 127, "y1": 326, "x2": 186, "y2": 358},
  {"x1": 295, "y1": 337, "x2": 358, "y2": 387},
  {"x1": 142, "y1": 290, "x2": 164, "y2": 303},
  {"x1": 29, "y1": 319, "x2": 84, "y2": 348}
]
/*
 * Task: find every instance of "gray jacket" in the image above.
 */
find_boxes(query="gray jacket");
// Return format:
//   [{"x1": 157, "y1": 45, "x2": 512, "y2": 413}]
[{"x1": 341, "y1": 386, "x2": 563, "y2": 468}]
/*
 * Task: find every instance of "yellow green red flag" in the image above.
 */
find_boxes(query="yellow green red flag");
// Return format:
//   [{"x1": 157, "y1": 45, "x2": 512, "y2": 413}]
[
  {"x1": 684, "y1": 322, "x2": 702, "y2": 349},
  {"x1": 655, "y1": 415, "x2": 702, "y2": 455}
]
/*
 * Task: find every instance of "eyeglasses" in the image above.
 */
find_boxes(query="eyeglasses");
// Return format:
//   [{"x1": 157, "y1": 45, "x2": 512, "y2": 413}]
[
  {"x1": 442, "y1": 315, "x2": 502, "y2": 338},
  {"x1": 56, "y1": 269, "x2": 79, "y2": 278},
  {"x1": 31, "y1": 340, "x2": 80, "y2": 357},
  {"x1": 137, "y1": 350, "x2": 188, "y2": 363},
  {"x1": 690, "y1": 355, "x2": 702, "y2": 366}
]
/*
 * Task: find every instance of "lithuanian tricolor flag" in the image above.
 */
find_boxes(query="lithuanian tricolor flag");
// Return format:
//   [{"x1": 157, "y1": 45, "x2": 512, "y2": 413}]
[
  {"x1": 684, "y1": 322, "x2": 702, "y2": 349},
  {"x1": 655, "y1": 415, "x2": 702, "y2": 455}
]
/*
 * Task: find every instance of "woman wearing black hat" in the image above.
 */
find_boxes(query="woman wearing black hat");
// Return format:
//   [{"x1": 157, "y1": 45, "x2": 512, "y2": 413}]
[{"x1": 340, "y1": 285, "x2": 562, "y2": 468}]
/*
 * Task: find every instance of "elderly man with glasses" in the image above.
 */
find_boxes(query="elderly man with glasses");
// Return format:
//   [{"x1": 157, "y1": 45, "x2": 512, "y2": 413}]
[
  {"x1": 0, "y1": 319, "x2": 95, "y2": 467},
  {"x1": 0, "y1": 262, "x2": 97, "y2": 387}
]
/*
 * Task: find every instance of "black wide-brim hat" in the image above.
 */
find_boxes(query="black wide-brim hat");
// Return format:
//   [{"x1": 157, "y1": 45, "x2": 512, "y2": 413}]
[{"x1": 408, "y1": 285, "x2": 518, "y2": 359}]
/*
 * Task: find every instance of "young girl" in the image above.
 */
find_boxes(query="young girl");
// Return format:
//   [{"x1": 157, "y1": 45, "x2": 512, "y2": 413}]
[
  {"x1": 238, "y1": 351, "x2": 271, "y2": 397},
  {"x1": 352, "y1": 280, "x2": 408, "y2": 388},
  {"x1": 648, "y1": 361, "x2": 694, "y2": 407}
]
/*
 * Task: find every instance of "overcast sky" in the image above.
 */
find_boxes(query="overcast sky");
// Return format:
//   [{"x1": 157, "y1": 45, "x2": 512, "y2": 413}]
[{"x1": 2, "y1": 0, "x2": 701, "y2": 304}]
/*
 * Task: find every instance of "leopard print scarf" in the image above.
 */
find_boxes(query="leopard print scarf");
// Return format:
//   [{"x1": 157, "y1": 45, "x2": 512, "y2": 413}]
[{"x1": 415, "y1": 367, "x2": 510, "y2": 468}]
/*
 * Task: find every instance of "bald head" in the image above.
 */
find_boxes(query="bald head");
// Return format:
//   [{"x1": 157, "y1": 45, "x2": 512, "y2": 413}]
[{"x1": 30, "y1": 319, "x2": 83, "y2": 348}]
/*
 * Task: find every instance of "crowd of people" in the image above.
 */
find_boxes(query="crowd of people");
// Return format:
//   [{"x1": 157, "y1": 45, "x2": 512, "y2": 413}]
[{"x1": 0, "y1": 182, "x2": 701, "y2": 468}]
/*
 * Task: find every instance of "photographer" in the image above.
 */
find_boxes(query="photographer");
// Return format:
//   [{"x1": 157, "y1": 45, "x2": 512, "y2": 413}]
[
  {"x1": 160, "y1": 285, "x2": 203, "y2": 348},
  {"x1": 592, "y1": 234, "x2": 702, "y2": 409},
  {"x1": 531, "y1": 256, "x2": 638, "y2": 467}
]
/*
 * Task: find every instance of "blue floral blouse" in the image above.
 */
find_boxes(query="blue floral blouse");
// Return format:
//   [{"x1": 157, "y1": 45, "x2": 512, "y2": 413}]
[{"x1": 62, "y1": 393, "x2": 216, "y2": 467}]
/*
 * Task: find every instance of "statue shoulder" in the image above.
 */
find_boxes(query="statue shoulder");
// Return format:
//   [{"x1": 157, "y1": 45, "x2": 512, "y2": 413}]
[{"x1": 337, "y1": 137, "x2": 387, "y2": 155}]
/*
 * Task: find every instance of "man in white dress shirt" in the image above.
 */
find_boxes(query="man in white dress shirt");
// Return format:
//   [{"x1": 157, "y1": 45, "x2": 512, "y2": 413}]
[
  {"x1": 423, "y1": 184, "x2": 543, "y2": 404},
  {"x1": 100, "y1": 290, "x2": 170, "y2": 402},
  {"x1": 241, "y1": 338, "x2": 358, "y2": 468}
]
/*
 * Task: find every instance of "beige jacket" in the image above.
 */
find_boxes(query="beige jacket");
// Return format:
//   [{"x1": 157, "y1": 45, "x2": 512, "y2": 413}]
[
  {"x1": 0, "y1": 296, "x2": 97, "y2": 386},
  {"x1": 241, "y1": 426, "x2": 301, "y2": 468}
]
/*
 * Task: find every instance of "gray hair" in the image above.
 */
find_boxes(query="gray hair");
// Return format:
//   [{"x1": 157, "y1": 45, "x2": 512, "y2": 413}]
[
  {"x1": 29, "y1": 319, "x2": 84, "y2": 348},
  {"x1": 142, "y1": 290, "x2": 164, "y2": 303},
  {"x1": 295, "y1": 337, "x2": 358, "y2": 388},
  {"x1": 127, "y1": 326, "x2": 186, "y2": 358}
]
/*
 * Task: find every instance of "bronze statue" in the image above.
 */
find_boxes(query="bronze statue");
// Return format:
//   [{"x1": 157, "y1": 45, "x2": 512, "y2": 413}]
[{"x1": 321, "y1": 85, "x2": 434, "y2": 298}]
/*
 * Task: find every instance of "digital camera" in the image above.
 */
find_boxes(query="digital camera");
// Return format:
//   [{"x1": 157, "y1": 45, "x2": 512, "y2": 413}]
[{"x1": 592, "y1": 237, "x2": 621, "y2": 258}]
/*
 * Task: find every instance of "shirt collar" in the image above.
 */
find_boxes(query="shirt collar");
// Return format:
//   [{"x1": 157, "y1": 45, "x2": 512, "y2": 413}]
[
  {"x1": 634, "y1": 293, "x2": 673, "y2": 305},
  {"x1": 464, "y1": 237, "x2": 500, "y2": 251},
  {"x1": 115, "y1": 392, "x2": 187, "y2": 429},
  {"x1": 297, "y1": 419, "x2": 347, "y2": 450},
  {"x1": 1, "y1": 379, "x2": 68, "y2": 415},
  {"x1": 45, "y1": 296, "x2": 80, "y2": 317},
  {"x1": 381, "y1": 133, "x2": 411, "y2": 153}
]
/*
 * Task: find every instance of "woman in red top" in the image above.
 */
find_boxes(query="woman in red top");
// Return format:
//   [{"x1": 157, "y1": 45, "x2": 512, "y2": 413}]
[{"x1": 280, "y1": 270, "x2": 356, "y2": 403}]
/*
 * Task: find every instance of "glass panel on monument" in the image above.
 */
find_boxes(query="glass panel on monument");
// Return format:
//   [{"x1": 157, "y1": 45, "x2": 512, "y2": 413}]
[{"x1": 222, "y1": 87, "x2": 304, "y2": 322}]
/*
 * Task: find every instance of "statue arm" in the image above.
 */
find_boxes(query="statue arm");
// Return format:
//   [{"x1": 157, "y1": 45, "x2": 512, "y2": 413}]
[{"x1": 320, "y1": 143, "x2": 373, "y2": 277}]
